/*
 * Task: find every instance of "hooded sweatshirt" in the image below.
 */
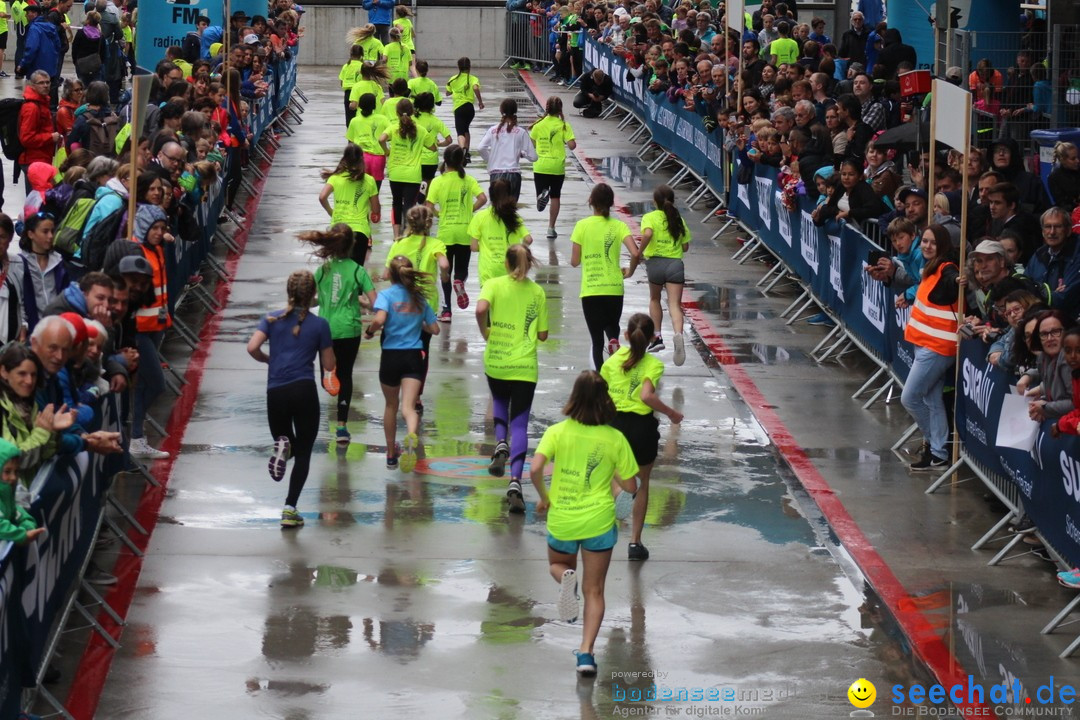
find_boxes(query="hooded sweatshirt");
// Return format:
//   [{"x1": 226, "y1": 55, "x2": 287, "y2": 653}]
[{"x1": 989, "y1": 137, "x2": 1049, "y2": 215}]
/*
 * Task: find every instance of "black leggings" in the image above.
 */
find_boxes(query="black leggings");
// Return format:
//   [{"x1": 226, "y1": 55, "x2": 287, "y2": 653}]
[
  {"x1": 420, "y1": 329, "x2": 431, "y2": 395},
  {"x1": 441, "y1": 244, "x2": 472, "y2": 311},
  {"x1": 389, "y1": 180, "x2": 420, "y2": 229},
  {"x1": 581, "y1": 295, "x2": 624, "y2": 370},
  {"x1": 267, "y1": 380, "x2": 320, "y2": 507},
  {"x1": 332, "y1": 336, "x2": 361, "y2": 423},
  {"x1": 344, "y1": 90, "x2": 355, "y2": 127}
]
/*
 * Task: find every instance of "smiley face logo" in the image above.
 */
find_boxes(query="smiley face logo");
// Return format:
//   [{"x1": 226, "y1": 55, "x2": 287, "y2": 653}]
[{"x1": 847, "y1": 678, "x2": 876, "y2": 709}]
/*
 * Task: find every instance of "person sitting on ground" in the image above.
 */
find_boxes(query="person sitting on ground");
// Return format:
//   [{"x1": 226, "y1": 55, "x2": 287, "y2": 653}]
[{"x1": 573, "y1": 69, "x2": 613, "y2": 118}]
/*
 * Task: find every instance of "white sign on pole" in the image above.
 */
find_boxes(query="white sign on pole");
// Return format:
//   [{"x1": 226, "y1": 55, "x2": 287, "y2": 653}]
[
  {"x1": 932, "y1": 79, "x2": 973, "y2": 151},
  {"x1": 727, "y1": 0, "x2": 745, "y2": 34}
]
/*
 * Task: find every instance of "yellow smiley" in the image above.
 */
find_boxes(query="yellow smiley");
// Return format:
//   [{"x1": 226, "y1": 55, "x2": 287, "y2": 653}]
[{"x1": 848, "y1": 678, "x2": 876, "y2": 709}]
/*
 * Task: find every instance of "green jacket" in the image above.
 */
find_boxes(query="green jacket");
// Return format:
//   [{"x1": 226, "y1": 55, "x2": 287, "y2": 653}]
[
  {"x1": 0, "y1": 481, "x2": 36, "y2": 543},
  {"x1": 11, "y1": 0, "x2": 27, "y2": 28},
  {"x1": 0, "y1": 393, "x2": 55, "y2": 485}
]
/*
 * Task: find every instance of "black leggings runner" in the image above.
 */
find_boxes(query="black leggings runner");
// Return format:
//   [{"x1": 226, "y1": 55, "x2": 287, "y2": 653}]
[
  {"x1": 267, "y1": 379, "x2": 320, "y2": 507},
  {"x1": 581, "y1": 294, "x2": 624, "y2": 370},
  {"x1": 332, "y1": 336, "x2": 362, "y2": 423},
  {"x1": 441, "y1": 244, "x2": 472, "y2": 311},
  {"x1": 389, "y1": 180, "x2": 420, "y2": 229}
]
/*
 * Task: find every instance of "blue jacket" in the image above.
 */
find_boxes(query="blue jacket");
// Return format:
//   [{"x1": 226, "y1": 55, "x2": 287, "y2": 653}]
[
  {"x1": 200, "y1": 26, "x2": 224, "y2": 59},
  {"x1": 363, "y1": 0, "x2": 395, "y2": 26},
  {"x1": 21, "y1": 17, "x2": 62, "y2": 77},
  {"x1": 1026, "y1": 236, "x2": 1080, "y2": 319},
  {"x1": 886, "y1": 244, "x2": 925, "y2": 303}
]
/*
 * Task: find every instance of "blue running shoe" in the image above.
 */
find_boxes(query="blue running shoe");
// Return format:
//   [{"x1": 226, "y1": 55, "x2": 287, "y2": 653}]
[
  {"x1": 574, "y1": 650, "x2": 597, "y2": 676},
  {"x1": 1058, "y1": 568, "x2": 1080, "y2": 589},
  {"x1": 806, "y1": 312, "x2": 835, "y2": 327},
  {"x1": 336, "y1": 426, "x2": 351, "y2": 445}
]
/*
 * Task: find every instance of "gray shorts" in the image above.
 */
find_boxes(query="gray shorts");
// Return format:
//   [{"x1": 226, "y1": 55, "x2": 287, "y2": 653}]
[{"x1": 646, "y1": 257, "x2": 685, "y2": 285}]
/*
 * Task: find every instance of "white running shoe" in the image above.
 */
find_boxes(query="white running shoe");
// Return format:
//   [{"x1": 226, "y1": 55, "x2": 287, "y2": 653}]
[
  {"x1": 673, "y1": 333, "x2": 686, "y2": 367},
  {"x1": 129, "y1": 437, "x2": 169, "y2": 460},
  {"x1": 558, "y1": 569, "x2": 579, "y2": 622}
]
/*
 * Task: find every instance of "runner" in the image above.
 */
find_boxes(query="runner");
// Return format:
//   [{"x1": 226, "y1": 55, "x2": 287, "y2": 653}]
[
  {"x1": 319, "y1": 143, "x2": 381, "y2": 265},
  {"x1": 247, "y1": 270, "x2": 336, "y2": 529},
  {"x1": 379, "y1": 99, "x2": 436, "y2": 239},
  {"x1": 413, "y1": 92, "x2": 452, "y2": 184},
  {"x1": 408, "y1": 60, "x2": 441, "y2": 105},
  {"x1": 530, "y1": 370, "x2": 638, "y2": 676},
  {"x1": 570, "y1": 182, "x2": 640, "y2": 370},
  {"x1": 426, "y1": 144, "x2": 486, "y2": 322},
  {"x1": 529, "y1": 96, "x2": 577, "y2": 240},
  {"x1": 469, "y1": 179, "x2": 532, "y2": 287},
  {"x1": 601, "y1": 313, "x2": 683, "y2": 561},
  {"x1": 299, "y1": 224, "x2": 377, "y2": 445},
  {"x1": 347, "y1": 24, "x2": 386, "y2": 63},
  {"x1": 638, "y1": 184, "x2": 691, "y2": 366},
  {"x1": 381, "y1": 78, "x2": 411, "y2": 121},
  {"x1": 446, "y1": 57, "x2": 483, "y2": 162},
  {"x1": 477, "y1": 99, "x2": 536, "y2": 204},
  {"x1": 348, "y1": 60, "x2": 389, "y2": 113},
  {"x1": 392, "y1": 5, "x2": 415, "y2": 55},
  {"x1": 338, "y1": 44, "x2": 365, "y2": 127},
  {"x1": 366, "y1": 256, "x2": 440, "y2": 472},
  {"x1": 475, "y1": 243, "x2": 548, "y2": 514},
  {"x1": 346, "y1": 93, "x2": 390, "y2": 192},
  {"x1": 383, "y1": 26, "x2": 412, "y2": 83},
  {"x1": 384, "y1": 205, "x2": 449, "y2": 411}
]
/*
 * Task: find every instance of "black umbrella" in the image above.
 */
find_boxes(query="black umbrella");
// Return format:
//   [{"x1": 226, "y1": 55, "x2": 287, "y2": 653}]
[{"x1": 871, "y1": 120, "x2": 933, "y2": 153}]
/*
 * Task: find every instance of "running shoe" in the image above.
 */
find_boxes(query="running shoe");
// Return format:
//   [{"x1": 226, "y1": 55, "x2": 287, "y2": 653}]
[
  {"x1": 1011, "y1": 514, "x2": 1036, "y2": 535},
  {"x1": 614, "y1": 490, "x2": 635, "y2": 521},
  {"x1": 130, "y1": 437, "x2": 169, "y2": 460},
  {"x1": 909, "y1": 450, "x2": 947, "y2": 472},
  {"x1": 322, "y1": 370, "x2": 341, "y2": 396},
  {"x1": 606, "y1": 337, "x2": 621, "y2": 358},
  {"x1": 537, "y1": 187, "x2": 550, "y2": 212},
  {"x1": 574, "y1": 651, "x2": 597, "y2": 676},
  {"x1": 647, "y1": 336, "x2": 665, "y2": 352},
  {"x1": 453, "y1": 279, "x2": 470, "y2": 309},
  {"x1": 546, "y1": 228, "x2": 558, "y2": 239},
  {"x1": 673, "y1": 333, "x2": 686, "y2": 366},
  {"x1": 806, "y1": 312, "x2": 836, "y2": 327},
  {"x1": 269, "y1": 436, "x2": 290, "y2": 481},
  {"x1": 1031, "y1": 544, "x2": 1053, "y2": 563},
  {"x1": 558, "y1": 568, "x2": 579, "y2": 622},
  {"x1": 507, "y1": 481, "x2": 526, "y2": 514},
  {"x1": 489, "y1": 441, "x2": 510, "y2": 477},
  {"x1": 1057, "y1": 568, "x2": 1080, "y2": 589},
  {"x1": 628, "y1": 542, "x2": 650, "y2": 561},
  {"x1": 335, "y1": 426, "x2": 351, "y2": 445},
  {"x1": 400, "y1": 432, "x2": 419, "y2": 473},
  {"x1": 438, "y1": 309, "x2": 452, "y2": 323},
  {"x1": 280, "y1": 507, "x2": 305, "y2": 528},
  {"x1": 0, "y1": 71, "x2": 9, "y2": 78},
  {"x1": 387, "y1": 444, "x2": 400, "y2": 469}
]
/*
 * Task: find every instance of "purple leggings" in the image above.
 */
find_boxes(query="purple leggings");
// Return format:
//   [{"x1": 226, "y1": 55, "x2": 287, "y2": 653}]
[{"x1": 486, "y1": 376, "x2": 536, "y2": 479}]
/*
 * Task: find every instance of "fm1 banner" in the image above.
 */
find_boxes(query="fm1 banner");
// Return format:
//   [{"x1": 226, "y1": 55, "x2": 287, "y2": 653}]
[{"x1": 136, "y1": 0, "x2": 224, "y2": 71}]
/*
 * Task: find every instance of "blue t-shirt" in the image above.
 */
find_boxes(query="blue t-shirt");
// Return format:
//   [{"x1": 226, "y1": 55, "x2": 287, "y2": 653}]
[
  {"x1": 257, "y1": 309, "x2": 332, "y2": 390},
  {"x1": 373, "y1": 283, "x2": 436, "y2": 350}
]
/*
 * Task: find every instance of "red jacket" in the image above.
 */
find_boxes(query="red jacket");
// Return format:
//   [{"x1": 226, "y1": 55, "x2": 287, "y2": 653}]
[
  {"x1": 18, "y1": 86, "x2": 56, "y2": 166},
  {"x1": 1056, "y1": 371, "x2": 1080, "y2": 435}
]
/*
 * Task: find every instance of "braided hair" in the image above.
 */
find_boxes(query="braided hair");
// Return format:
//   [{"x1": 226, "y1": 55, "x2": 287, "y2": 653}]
[{"x1": 267, "y1": 269, "x2": 317, "y2": 336}]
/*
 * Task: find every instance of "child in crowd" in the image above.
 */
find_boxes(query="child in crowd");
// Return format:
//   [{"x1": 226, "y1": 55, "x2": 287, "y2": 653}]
[{"x1": 0, "y1": 439, "x2": 45, "y2": 544}]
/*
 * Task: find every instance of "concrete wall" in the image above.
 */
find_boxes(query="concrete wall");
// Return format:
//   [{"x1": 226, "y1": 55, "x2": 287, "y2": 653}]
[{"x1": 295, "y1": 6, "x2": 508, "y2": 67}]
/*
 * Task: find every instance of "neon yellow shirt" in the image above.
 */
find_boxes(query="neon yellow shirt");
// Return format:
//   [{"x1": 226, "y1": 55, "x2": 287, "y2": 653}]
[
  {"x1": 537, "y1": 419, "x2": 639, "y2": 541},
  {"x1": 415, "y1": 112, "x2": 449, "y2": 165},
  {"x1": 326, "y1": 171, "x2": 378, "y2": 236},
  {"x1": 408, "y1": 76, "x2": 442, "y2": 105},
  {"x1": 384, "y1": 123, "x2": 431, "y2": 184},
  {"x1": 769, "y1": 37, "x2": 799, "y2": 64},
  {"x1": 355, "y1": 36, "x2": 384, "y2": 62},
  {"x1": 381, "y1": 95, "x2": 405, "y2": 120},
  {"x1": 346, "y1": 111, "x2": 390, "y2": 155},
  {"x1": 349, "y1": 79, "x2": 385, "y2": 109},
  {"x1": 122, "y1": 24, "x2": 133, "y2": 46},
  {"x1": 600, "y1": 347, "x2": 665, "y2": 415},
  {"x1": 429, "y1": 171, "x2": 482, "y2": 246},
  {"x1": 385, "y1": 234, "x2": 447, "y2": 310},
  {"x1": 384, "y1": 41, "x2": 412, "y2": 82},
  {"x1": 571, "y1": 215, "x2": 631, "y2": 297},
  {"x1": 339, "y1": 59, "x2": 363, "y2": 90},
  {"x1": 393, "y1": 17, "x2": 414, "y2": 50},
  {"x1": 479, "y1": 274, "x2": 548, "y2": 382},
  {"x1": 447, "y1": 72, "x2": 480, "y2": 110},
  {"x1": 0, "y1": 2, "x2": 9, "y2": 34},
  {"x1": 468, "y1": 207, "x2": 530, "y2": 285},
  {"x1": 529, "y1": 115, "x2": 575, "y2": 176},
  {"x1": 173, "y1": 58, "x2": 192, "y2": 79},
  {"x1": 640, "y1": 209, "x2": 690, "y2": 259}
]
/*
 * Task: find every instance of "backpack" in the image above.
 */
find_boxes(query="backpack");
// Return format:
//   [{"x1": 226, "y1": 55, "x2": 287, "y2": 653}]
[
  {"x1": 0, "y1": 98, "x2": 25, "y2": 162},
  {"x1": 86, "y1": 113, "x2": 122, "y2": 158},
  {"x1": 79, "y1": 205, "x2": 125, "y2": 272},
  {"x1": 54, "y1": 196, "x2": 98, "y2": 256},
  {"x1": 182, "y1": 31, "x2": 201, "y2": 64}
]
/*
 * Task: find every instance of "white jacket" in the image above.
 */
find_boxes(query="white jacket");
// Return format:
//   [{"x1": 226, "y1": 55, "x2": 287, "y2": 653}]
[{"x1": 476, "y1": 124, "x2": 537, "y2": 174}]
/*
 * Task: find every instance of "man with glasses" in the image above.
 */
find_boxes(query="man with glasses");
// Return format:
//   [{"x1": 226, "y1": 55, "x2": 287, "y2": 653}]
[
  {"x1": 16, "y1": 69, "x2": 58, "y2": 191},
  {"x1": 1026, "y1": 207, "x2": 1080, "y2": 320},
  {"x1": 147, "y1": 141, "x2": 187, "y2": 187}
]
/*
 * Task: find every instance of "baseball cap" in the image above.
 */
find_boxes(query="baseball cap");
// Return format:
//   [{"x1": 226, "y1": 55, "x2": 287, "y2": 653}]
[
  {"x1": 243, "y1": 33, "x2": 260, "y2": 45},
  {"x1": 118, "y1": 255, "x2": 154, "y2": 277},
  {"x1": 945, "y1": 66, "x2": 962, "y2": 81},
  {"x1": 898, "y1": 187, "x2": 928, "y2": 203},
  {"x1": 972, "y1": 239, "x2": 1006, "y2": 256}
]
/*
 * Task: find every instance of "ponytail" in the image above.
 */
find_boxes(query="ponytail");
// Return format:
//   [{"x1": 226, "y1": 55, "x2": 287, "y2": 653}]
[
  {"x1": 396, "y1": 99, "x2": 417, "y2": 140},
  {"x1": 489, "y1": 179, "x2": 522, "y2": 234},
  {"x1": 496, "y1": 98, "x2": 518, "y2": 135},
  {"x1": 654, "y1": 184, "x2": 685, "y2": 241},
  {"x1": 589, "y1": 182, "x2": 614, "y2": 219},
  {"x1": 267, "y1": 270, "x2": 317, "y2": 337},
  {"x1": 622, "y1": 313, "x2": 654, "y2": 371},
  {"x1": 297, "y1": 223, "x2": 354, "y2": 261},
  {"x1": 443, "y1": 144, "x2": 466, "y2": 178},
  {"x1": 404, "y1": 205, "x2": 434, "y2": 248},
  {"x1": 505, "y1": 243, "x2": 535, "y2": 281},
  {"x1": 388, "y1": 255, "x2": 427, "y2": 313}
]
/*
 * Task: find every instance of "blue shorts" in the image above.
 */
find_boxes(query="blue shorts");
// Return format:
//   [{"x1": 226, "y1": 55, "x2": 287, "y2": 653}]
[{"x1": 547, "y1": 525, "x2": 618, "y2": 554}]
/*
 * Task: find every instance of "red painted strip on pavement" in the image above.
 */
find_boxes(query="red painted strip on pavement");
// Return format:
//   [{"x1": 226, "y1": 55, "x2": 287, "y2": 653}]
[
  {"x1": 64, "y1": 144, "x2": 279, "y2": 720},
  {"x1": 520, "y1": 70, "x2": 990, "y2": 713}
]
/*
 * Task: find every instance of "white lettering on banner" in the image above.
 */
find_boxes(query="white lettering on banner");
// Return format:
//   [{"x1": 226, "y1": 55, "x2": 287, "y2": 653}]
[
  {"x1": 610, "y1": 63, "x2": 624, "y2": 89},
  {"x1": 598, "y1": 55, "x2": 611, "y2": 78},
  {"x1": 737, "y1": 181, "x2": 749, "y2": 209},
  {"x1": 964, "y1": 417, "x2": 987, "y2": 446},
  {"x1": 776, "y1": 194, "x2": 791, "y2": 246},
  {"x1": 961, "y1": 358, "x2": 995, "y2": 419},
  {"x1": 894, "y1": 303, "x2": 911, "y2": 331},
  {"x1": 828, "y1": 234, "x2": 844, "y2": 302},
  {"x1": 799, "y1": 211, "x2": 818, "y2": 272},
  {"x1": 1000, "y1": 457, "x2": 1033, "y2": 499},
  {"x1": 585, "y1": 43, "x2": 596, "y2": 67},
  {"x1": 655, "y1": 106, "x2": 678, "y2": 131},
  {"x1": 1067, "y1": 514, "x2": 1080, "y2": 546},
  {"x1": 860, "y1": 272, "x2": 887, "y2": 333},
  {"x1": 1062, "y1": 452, "x2": 1080, "y2": 503},
  {"x1": 755, "y1": 177, "x2": 771, "y2": 228},
  {"x1": 676, "y1": 117, "x2": 695, "y2": 143},
  {"x1": 956, "y1": 617, "x2": 989, "y2": 677},
  {"x1": 894, "y1": 341, "x2": 913, "y2": 373},
  {"x1": 1031, "y1": 430, "x2": 1044, "y2": 470},
  {"x1": 707, "y1": 138, "x2": 722, "y2": 170}
]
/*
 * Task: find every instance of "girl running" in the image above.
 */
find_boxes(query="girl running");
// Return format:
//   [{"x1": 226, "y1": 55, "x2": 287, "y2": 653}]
[
  {"x1": 247, "y1": 270, "x2": 336, "y2": 528},
  {"x1": 339, "y1": 44, "x2": 365, "y2": 126},
  {"x1": 529, "y1": 96, "x2": 577, "y2": 239},
  {"x1": 384, "y1": 26, "x2": 412, "y2": 82},
  {"x1": 300, "y1": 224, "x2": 377, "y2": 445},
  {"x1": 570, "y1": 183, "x2": 640, "y2": 370},
  {"x1": 318, "y1": 143, "x2": 381, "y2": 266},
  {"x1": 413, "y1": 92, "x2": 453, "y2": 184},
  {"x1": 347, "y1": 24, "x2": 386, "y2": 63},
  {"x1": 639, "y1": 184, "x2": 691, "y2": 366},
  {"x1": 600, "y1": 313, "x2": 683, "y2": 561},
  {"x1": 477, "y1": 99, "x2": 537, "y2": 203},
  {"x1": 426, "y1": 144, "x2": 486, "y2": 322},
  {"x1": 379, "y1": 99, "x2": 436, "y2": 239},
  {"x1": 348, "y1": 60, "x2": 389, "y2": 113},
  {"x1": 346, "y1": 93, "x2": 390, "y2": 192},
  {"x1": 531, "y1": 370, "x2": 638, "y2": 676},
  {"x1": 408, "y1": 60, "x2": 442, "y2": 104},
  {"x1": 366, "y1": 256, "x2": 440, "y2": 472},
  {"x1": 469, "y1": 179, "x2": 533, "y2": 289},
  {"x1": 476, "y1": 244, "x2": 549, "y2": 514},
  {"x1": 446, "y1": 57, "x2": 484, "y2": 162},
  {"x1": 393, "y1": 5, "x2": 415, "y2": 54}
]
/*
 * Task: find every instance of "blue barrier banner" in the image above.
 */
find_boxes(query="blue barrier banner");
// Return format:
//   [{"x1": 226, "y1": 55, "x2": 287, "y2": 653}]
[
  {"x1": 955, "y1": 340, "x2": 1080, "y2": 567},
  {"x1": 0, "y1": 543, "x2": 22, "y2": 718},
  {"x1": 135, "y1": 0, "x2": 223, "y2": 72}
]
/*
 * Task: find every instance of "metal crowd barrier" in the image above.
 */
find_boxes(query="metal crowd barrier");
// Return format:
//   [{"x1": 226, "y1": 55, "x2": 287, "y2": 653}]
[{"x1": 503, "y1": 10, "x2": 555, "y2": 68}]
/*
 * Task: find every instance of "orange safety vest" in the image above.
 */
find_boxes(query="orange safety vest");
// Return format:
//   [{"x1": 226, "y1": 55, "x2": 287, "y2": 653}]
[
  {"x1": 135, "y1": 242, "x2": 172, "y2": 333},
  {"x1": 904, "y1": 262, "x2": 959, "y2": 356}
]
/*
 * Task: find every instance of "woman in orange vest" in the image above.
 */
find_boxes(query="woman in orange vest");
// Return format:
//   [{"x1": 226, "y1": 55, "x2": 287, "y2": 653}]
[
  {"x1": 900, "y1": 224, "x2": 959, "y2": 473},
  {"x1": 128, "y1": 204, "x2": 173, "y2": 461}
]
